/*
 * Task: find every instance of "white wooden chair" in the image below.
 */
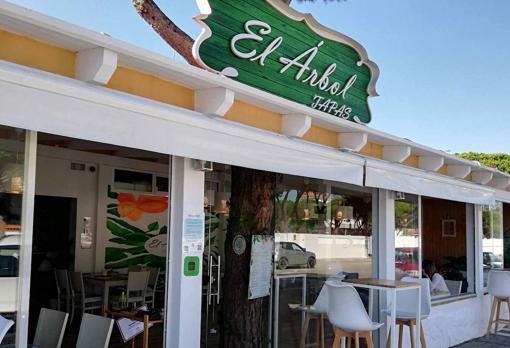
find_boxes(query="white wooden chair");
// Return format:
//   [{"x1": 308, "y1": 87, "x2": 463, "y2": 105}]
[
  {"x1": 76, "y1": 313, "x2": 114, "y2": 348},
  {"x1": 71, "y1": 272, "x2": 103, "y2": 317},
  {"x1": 145, "y1": 267, "x2": 160, "y2": 307},
  {"x1": 32, "y1": 308, "x2": 69, "y2": 348}
]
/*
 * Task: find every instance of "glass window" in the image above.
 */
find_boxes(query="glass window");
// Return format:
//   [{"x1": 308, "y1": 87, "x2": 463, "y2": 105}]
[
  {"x1": 483, "y1": 202, "x2": 504, "y2": 286},
  {"x1": 421, "y1": 197, "x2": 475, "y2": 300},
  {"x1": 0, "y1": 126, "x2": 26, "y2": 346},
  {"x1": 394, "y1": 194, "x2": 420, "y2": 279},
  {"x1": 274, "y1": 175, "x2": 374, "y2": 347}
]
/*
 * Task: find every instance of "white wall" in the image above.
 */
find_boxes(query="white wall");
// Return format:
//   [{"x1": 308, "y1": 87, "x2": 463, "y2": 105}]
[
  {"x1": 35, "y1": 145, "x2": 168, "y2": 273},
  {"x1": 275, "y1": 232, "x2": 370, "y2": 259},
  {"x1": 397, "y1": 294, "x2": 504, "y2": 348}
]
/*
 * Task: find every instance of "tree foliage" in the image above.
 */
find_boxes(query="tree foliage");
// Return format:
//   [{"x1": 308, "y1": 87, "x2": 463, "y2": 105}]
[{"x1": 457, "y1": 152, "x2": 510, "y2": 175}]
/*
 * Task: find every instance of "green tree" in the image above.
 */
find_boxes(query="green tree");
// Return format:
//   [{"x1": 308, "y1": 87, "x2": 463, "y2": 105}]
[{"x1": 457, "y1": 152, "x2": 510, "y2": 174}]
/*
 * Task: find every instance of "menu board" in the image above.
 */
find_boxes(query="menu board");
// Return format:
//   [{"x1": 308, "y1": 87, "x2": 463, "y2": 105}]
[{"x1": 248, "y1": 235, "x2": 274, "y2": 300}]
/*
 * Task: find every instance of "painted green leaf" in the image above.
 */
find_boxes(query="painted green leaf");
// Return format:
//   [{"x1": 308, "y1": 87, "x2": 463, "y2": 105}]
[
  {"x1": 105, "y1": 247, "x2": 128, "y2": 262},
  {"x1": 147, "y1": 221, "x2": 159, "y2": 232},
  {"x1": 106, "y1": 220, "x2": 133, "y2": 237},
  {"x1": 107, "y1": 184, "x2": 118, "y2": 199},
  {"x1": 159, "y1": 226, "x2": 168, "y2": 235},
  {"x1": 124, "y1": 246, "x2": 148, "y2": 255},
  {"x1": 107, "y1": 207, "x2": 120, "y2": 217},
  {"x1": 108, "y1": 237, "x2": 144, "y2": 246},
  {"x1": 105, "y1": 255, "x2": 148, "y2": 269},
  {"x1": 108, "y1": 217, "x2": 145, "y2": 235}
]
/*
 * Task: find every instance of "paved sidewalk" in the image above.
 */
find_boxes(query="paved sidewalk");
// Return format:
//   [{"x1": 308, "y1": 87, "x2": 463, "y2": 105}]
[{"x1": 456, "y1": 334, "x2": 510, "y2": 347}]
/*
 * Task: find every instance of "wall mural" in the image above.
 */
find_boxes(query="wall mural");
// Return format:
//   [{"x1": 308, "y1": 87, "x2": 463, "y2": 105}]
[{"x1": 105, "y1": 185, "x2": 169, "y2": 269}]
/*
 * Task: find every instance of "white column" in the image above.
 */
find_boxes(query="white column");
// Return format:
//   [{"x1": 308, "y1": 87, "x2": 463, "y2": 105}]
[
  {"x1": 466, "y1": 204, "x2": 476, "y2": 293},
  {"x1": 377, "y1": 189, "x2": 395, "y2": 348},
  {"x1": 166, "y1": 157, "x2": 205, "y2": 348},
  {"x1": 16, "y1": 130, "x2": 37, "y2": 347},
  {"x1": 474, "y1": 204, "x2": 484, "y2": 295}
]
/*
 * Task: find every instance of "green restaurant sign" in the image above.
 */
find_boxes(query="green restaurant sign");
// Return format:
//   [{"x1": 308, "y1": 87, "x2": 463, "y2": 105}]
[{"x1": 193, "y1": 0, "x2": 380, "y2": 124}]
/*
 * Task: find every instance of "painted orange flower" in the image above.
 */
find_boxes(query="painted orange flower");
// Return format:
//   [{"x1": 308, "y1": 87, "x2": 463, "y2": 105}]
[{"x1": 117, "y1": 193, "x2": 168, "y2": 221}]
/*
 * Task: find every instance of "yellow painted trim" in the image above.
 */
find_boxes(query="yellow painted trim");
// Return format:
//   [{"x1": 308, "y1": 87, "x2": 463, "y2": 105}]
[
  {"x1": 0, "y1": 28, "x2": 446, "y2": 171},
  {"x1": 225, "y1": 101, "x2": 282, "y2": 133},
  {"x1": 359, "y1": 142, "x2": 383, "y2": 159},
  {"x1": 403, "y1": 155, "x2": 419, "y2": 168},
  {"x1": 0, "y1": 29, "x2": 75, "y2": 77},
  {"x1": 302, "y1": 126, "x2": 338, "y2": 148},
  {"x1": 437, "y1": 165, "x2": 448, "y2": 175},
  {"x1": 107, "y1": 66, "x2": 194, "y2": 110}
]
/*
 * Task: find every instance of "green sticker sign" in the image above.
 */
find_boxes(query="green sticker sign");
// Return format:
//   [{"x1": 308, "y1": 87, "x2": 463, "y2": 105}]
[{"x1": 193, "y1": 0, "x2": 379, "y2": 124}]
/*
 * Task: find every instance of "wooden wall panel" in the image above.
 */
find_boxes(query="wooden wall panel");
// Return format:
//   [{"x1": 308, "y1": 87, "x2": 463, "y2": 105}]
[{"x1": 422, "y1": 198, "x2": 467, "y2": 266}]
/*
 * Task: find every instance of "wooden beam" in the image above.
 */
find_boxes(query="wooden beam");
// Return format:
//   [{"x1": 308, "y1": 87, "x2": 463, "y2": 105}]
[
  {"x1": 75, "y1": 47, "x2": 117, "y2": 85},
  {"x1": 418, "y1": 156, "x2": 444, "y2": 172},
  {"x1": 338, "y1": 132, "x2": 368, "y2": 152},
  {"x1": 471, "y1": 171, "x2": 494, "y2": 185},
  {"x1": 382, "y1": 145, "x2": 411, "y2": 163},
  {"x1": 281, "y1": 114, "x2": 311, "y2": 137},
  {"x1": 195, "y1": 87, "x2": 234, "y2": 117},
  {"x1": 447, "y1": 165, "x2": 472, "y2": 179}
]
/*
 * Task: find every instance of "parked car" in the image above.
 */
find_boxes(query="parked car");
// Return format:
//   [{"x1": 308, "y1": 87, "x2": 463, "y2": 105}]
[
  {"x1": 483, "y1": 251, "x2": 503, "y2": 270},
  {"x1": 275, "y1": 242, "x2": 316, "y2": 270},
  {"x1": 395, "y1": 247, "x2": 419, "y2": 275},
  {"x1": 0, "y1": 233, "x2": 20, "y2": 313}
]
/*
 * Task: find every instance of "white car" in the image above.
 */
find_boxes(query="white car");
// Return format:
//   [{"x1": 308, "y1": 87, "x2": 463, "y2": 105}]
[
  {"x1": 0, "y1": 233, "x2": 20, "y2": 313},
  {"x1": 275, "y1": 242, "x2": 316, "y2": 270}
]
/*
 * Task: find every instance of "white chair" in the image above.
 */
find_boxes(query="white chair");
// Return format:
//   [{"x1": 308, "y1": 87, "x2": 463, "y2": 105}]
[
  {"x1": 487, "y1": 270, "x2": 510, "y2": 336},
  {"x1": 384, "y1": 276, "x2": 431, "y2": 348},
  {"x1": 444, "y1": 279, "x2": 462, "y2": 295},
  {"x1": 145, "y1": 267, "x2": 160, "y2": 307},
  {"x1": 112, "y1": 271, "x2": 150, "y2": 307},
  {"x1": 71, "y1": 272, "x2": 103, "y2": 317},
  {"x1": 298, "y1": 284, "x2": 329, "y2": 348},
  {"x1": 326, "y1": 282, "x2": 383, "y2": 348},
  {"x1": 32, "y1": 308, "x2": 69, "y2": 348},
  {"x1": 0, "y1": 314, "x2": 14, "y2": 345},
  {"x1": 296, "y1": 275, "x2": 345, "y2": 348},
  {"x1": 54, "y1": 270, "x2": 74, "y2": 318},
  {"x1": 75, "y1": 313, "x2": 114, "y2": 348}
]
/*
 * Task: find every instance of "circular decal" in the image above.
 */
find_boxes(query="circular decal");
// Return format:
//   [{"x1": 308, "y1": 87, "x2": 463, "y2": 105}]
[{"x1": 233, "y1": 235, "x2": 246, "y2": 255}]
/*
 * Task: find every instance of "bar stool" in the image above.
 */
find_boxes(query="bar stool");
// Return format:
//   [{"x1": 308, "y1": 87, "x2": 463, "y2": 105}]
[
  {"x1": 326, "y1": 282, "x2": 383, "y2": 348},
  {"x1": 384, "y1": 277, "x2": 431, "y2": 348},
  {"x1": 298, "y1": 284, "x2": 328, "y2": 348},
  {"x1": 486, "y1": 270, "x2": 510, "y2": 336}
]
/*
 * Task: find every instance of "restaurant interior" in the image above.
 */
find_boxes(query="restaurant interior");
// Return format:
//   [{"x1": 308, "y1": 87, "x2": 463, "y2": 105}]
[{"x1": 1, "y1": 129, "x2": 170, "y2": 347}]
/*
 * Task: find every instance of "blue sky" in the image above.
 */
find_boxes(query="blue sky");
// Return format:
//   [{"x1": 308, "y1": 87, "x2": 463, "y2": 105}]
[{"x1": 7, "y1": 0, "x2": 510, "y2": 153}]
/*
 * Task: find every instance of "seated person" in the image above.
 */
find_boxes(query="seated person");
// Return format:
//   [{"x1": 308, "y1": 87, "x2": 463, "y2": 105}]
[{"x1": 422, "y1": 260, "x2": 450, "y2": 295}]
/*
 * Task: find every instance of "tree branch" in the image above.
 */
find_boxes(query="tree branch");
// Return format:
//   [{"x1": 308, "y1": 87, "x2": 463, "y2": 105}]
[
  {"x1": 132, "y1": 0, "x2": 199, "y2": 67},
  {"x1": 132, "y1": 0, "x2": 293, "y2": 67}
]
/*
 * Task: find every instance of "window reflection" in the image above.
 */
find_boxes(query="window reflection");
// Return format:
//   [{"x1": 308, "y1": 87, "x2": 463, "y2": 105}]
[
  {"x1": 483, "y1": 203, "x2": 504, "y2": 287},
  {"x1": 395, "y1": 194, "x2": 420, "y2": 279}
]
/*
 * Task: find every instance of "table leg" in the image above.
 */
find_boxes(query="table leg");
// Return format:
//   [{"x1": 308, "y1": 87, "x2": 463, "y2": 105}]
[
  {"x1": 415, "y1": 287, "x2": 421, "y2": 348},
  {"x1": 143, "y1": 315, "x2": 149, "y2": 348},
  {"x1": 102, "y1": 282, "x2": 109, "y2": 309},
  {"x1": 390, "y1": 289, "x2": 397, "y2": 348}
]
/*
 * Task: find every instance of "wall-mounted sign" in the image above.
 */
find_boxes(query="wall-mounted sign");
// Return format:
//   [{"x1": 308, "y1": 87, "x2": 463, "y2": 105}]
[
  {"x1": 183, "y1": 213, "x2": 205, "y2": 254},
  {"x1": 194, "y1": 0, "x2": 379, "y2": 124},
  {"x1": 248, "y1": 235, "x2": 274, "y2": 300},
  {"x1": 233, "y1": 234, "x2": 247, "y2": 255}
]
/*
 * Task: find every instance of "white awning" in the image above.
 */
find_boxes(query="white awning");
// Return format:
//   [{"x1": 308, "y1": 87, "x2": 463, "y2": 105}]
[
  {"x1": 495, "y1": 190, "x2": 510, "y2": 204},
  {"x1": 0, "y1": 61, "x2": 364, "y2": 186},
  {"x1": 365, "y1": 158, "x2": 495, "y2": 205}
]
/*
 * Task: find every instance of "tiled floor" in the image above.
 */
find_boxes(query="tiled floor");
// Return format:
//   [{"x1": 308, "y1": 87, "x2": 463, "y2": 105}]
[{"x1": 456, "y1": 329, "x2": 510, "y2": 347}]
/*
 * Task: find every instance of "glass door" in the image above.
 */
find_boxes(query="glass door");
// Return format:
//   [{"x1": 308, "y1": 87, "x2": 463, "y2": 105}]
[{"x1": 201, "y1": 169, "x2": 229, "y2": 348}]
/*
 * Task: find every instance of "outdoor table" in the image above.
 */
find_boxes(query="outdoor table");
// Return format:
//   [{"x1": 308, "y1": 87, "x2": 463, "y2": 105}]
[
  {"x1": 103, "y1": 307, "x2": 163, "y2": 348},
  {"x1": 84, "y1": 273, "x2": 128, "y2": 308},
  {"x1": 342, "y1": 278, "x2": 421, "y2": 348}
]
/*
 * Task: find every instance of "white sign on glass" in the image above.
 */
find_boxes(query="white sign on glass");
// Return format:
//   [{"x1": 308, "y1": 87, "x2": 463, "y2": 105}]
[
  {"x1": 183, "y1": 213, "x2": 205, "y2": 254},
  {"x1": 248, "y1": 235, "x2": 274, "y2": 300}
]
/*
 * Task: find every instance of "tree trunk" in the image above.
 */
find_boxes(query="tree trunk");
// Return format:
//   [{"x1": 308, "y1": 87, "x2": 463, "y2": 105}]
[{"x1": 222, "y1": 167, "x2": 275, "y2": 348}]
